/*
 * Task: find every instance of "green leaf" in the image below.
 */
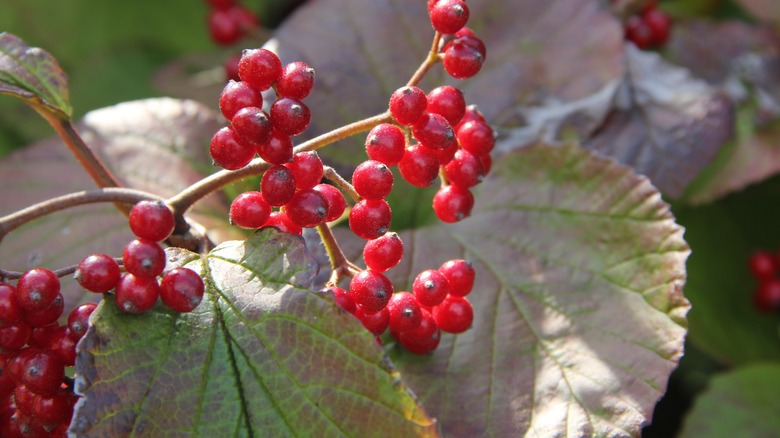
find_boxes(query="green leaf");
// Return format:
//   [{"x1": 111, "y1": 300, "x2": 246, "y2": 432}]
[
  {"x1": 679, "y1": 363, "x2": 780, "y2": 437},
  {"x1": 73, "y1": 229, "x2": 436, "y2": 437},
  {"x1": 378, "y1": 143, "x2": 689, "y2": 436},
  {"x1": 0, "y1": 32, "x2": 73, "y2": 118}
]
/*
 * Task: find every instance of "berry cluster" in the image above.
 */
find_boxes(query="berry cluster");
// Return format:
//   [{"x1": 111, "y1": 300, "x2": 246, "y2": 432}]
[
  {"x1": 0, "y1": 270, "x2": 90, "y2": 435},
  {"x1": 205, "y1": 0, "x2": 259, "y2": 47},
  {"x1": 76, "y1": 200, "x2": 205, "y2": 314},
  {"x1": 624, "y1": 1, "x2": 672, "y2": 50},
  {"x1": 327, "y1": 259, "x2": 475, "y2": 354},
  {"x1": 428, "y1": 0, "x2": 487, "y2": 79},
  {"x1": 748, "y1": 250, "x2": 780, "y2": 314}
]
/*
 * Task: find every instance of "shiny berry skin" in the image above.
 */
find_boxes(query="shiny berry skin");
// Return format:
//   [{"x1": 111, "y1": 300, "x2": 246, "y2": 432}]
[
  {"x1": 22, "y1": 294, "x2": 63, "y2": 328},
  {"x1": 285, "y1": 151, "x2": 324, "y2": 190},
  {"x1": 283, "y1": 189, "x2": 329, "y2": 228},
  {"x1": 349, "y1": 270, "x2": 394, "y2": 313},
  {"x1": 625, "y1": 15, "x2": 653, "y2": 49},
  {"x1": 433, "y1": 184, "x2": 474, "y2": 223},
  {"x1": 389, "y1": 86, "x2": 427, "y2": 126},
  {"x1": 47, "y1": 326, "x2": 76, "y2": 366},
  {"x1": 26, "y1": 387, "x2": 74, "y2": 428},
  {"x1": 452, "y1": 27, "x2": 487, "y2": 60},
  {"x1": 413, "y1": 269, "x2": 450, "y2": 307},
  {"x1": 754, "y1": 278, "x2": 780, "y2": 313},
  {"x1": 270, "y1": 97, "x2": 311, "y2": 136},
  {"x1": 17, "y1": 349, "x2": 64, "y2": 396},
  {"x1": 365, "y1": 123, "x2": 406, "y2": 166},
  {"x1": 398, "y1": 145, "x2": 439, "y2": 188},
  {"x1": 427, "y1": 85, "x2": 466, "y2": 126},
  {"x1": 397, "y1": 309, "x2": 441, "y2": 354},
  {"x1": 0, "y1": 283, "x2": 21, "y2": 325},
  {"x1": 313, "y1": 184, "x2": 347, "y2": 222},
  {"x1": 277, "y1": 62, "x2": 315, "y2": 100},
  {"x1": 238, "y1": 48, "x2": 282, "y2": 91},
  {"x1": 263, "y1": 211, "x2": 303, "y2": 235},
  {"x1": 643, "y1": 8, "x2": 672, "y2": 46},
  {"x1": 74, "y1": 253, "x2": 121, "y2": 293},
  {"x1": 261, "y1": 165, "x2": 297, "y2": 206},
  {"x1": 210, "y1": 126, "x2": 256, "y2": 170},
  {"x1": 28, "y1": 323, "x2": 58, "y2": 349},
  {"x1": 207, "y1": 7, "x2": 243, "y2": 46},
  {"x1": 352, "y1": 160, "x2": 394, "y2": 200},
  {"x1": 255, "y1": 129, "x2": 294, "y2": 165},
  {"x1": 325, "y1": 287, "x2": 356, "y2": 314},
  {"x1": 129, "y1": 200, "x2": 175, "y2": 242},
  {"x1": 443, "y1": 40, "x2": 484, "y2": 79},
  {"x1": 0, "y1": 322, "x2": 31, "y2": 351},
  {"x1": 413, "y1": 112, "x2": 457, "y2": 151},
  {"x1": 429, "y1": 0, "x2": 470, "y2": 34},
  {"x1": 457, "y1": 119, "x2": 495, "y2": 156},
  {"x1": 748, "y1": 250, "x2": 776, "y2": 279},
  {"x1": 67, "y1": 302, "x2": 98, "y2": 341},
  {"x1": 231, "y1": 106, "x2": 273, "y2": 147},
  {"x1": 160, "y1": 268, "x2": 205, "y2": 313},
  {"x1": 349, "y1": 199, "x2": 392, "y2": 240},
  {"x1": 123, "y1": 239, "x2": 166, "y2": 279},
  {"x1": 115, "y1": 274, "x2": 160, "y2": 314},
  {"x1": 219, "y1": 80, "x2": 262, "y2": 120},
  {"x1": 230, "y1": 191, "x2": 271, "y2": 229},
  {"x1": 434, "y1": 140, "x2": 459, "y2": 165},
  {"x1": 16, "y1": 268, "x2": 60, "y2": 312},
  {"x1": 444, "y1": 149, "x2": 484, "y2": 188},
  {"x1": 357, "y1": 306, "x2": 389, "y2": 336},
  {"x1": 387, "y1": 292, "x2": 423, "y2": 333},
  {"x1": 433, "y1": 295, "x2": 473, "y2": 333},
  {"x1": 363, "y1": 232, "x2": 404, "y2": 272},
  {"x1": 439, "y1": 259, "x2": 475, "y2": 297}
]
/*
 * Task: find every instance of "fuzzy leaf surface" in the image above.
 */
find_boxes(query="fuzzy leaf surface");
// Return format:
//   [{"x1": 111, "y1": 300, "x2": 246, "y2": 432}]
[
  {"x1": 348, "y1": 143, "x2": 688, "y2": 436},
  {"x1": 72, "y1": 229, "x2": 436, "y2": 437},
  {"x1": 0, "y1": 32, "x2": 72, "y2": 118}
]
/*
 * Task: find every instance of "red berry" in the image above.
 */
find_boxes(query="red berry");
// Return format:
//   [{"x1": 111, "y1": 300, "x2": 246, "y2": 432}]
[
  {"x1": 625, "y1": 15, "x2": 653, "y2": 49},
  {"x1": 398, "y1": 144, "x2": 439, "y2": 188},
  {"x1": 365, "y1": 123, "x2": 406, "y2": 166},
  {"x1": 457, "y1": 119, "x2": 495, "y2": 156},
  {"x1": 115, "y1": 274, "x2": 160, "y2": 314},
  {"x1": 27, "y1": 387, "x2": 74, "y2": 429},
  {"x1": 353, "y1": 160, "x2": 394, "y2": 200},
  {"x1": 67, "y1": 302, "x2": 97, "y2": 341},
  {"x1": 230, "y1": 191, "x2": 271, "y2": 229},
  {"x1": 754, "y1": 278, "x2": 780, "y2": 313},
  {"x1": 413, "y1": 112, "x2": 457, "y2": 151},
  {"x1": 47, "y1": 326, "x2": 77, "y2": 366},
  {"x1": 123, "y1": 239, "x2": 166, "y2": 279},
  {"x1": 357, "y1": 306, "x2": 389, "y2": 336},
  {"x1": 451, "y1": 28, "x2": 487, "y2": 60},
  {"x1": 363, "y1": 232, "x2": 404, "y2": 272},
  {"x1": 748, "y1": 250, "x2": 776, "y2": 279},
  {"x1": 17, "y1": 349, "x2": 64, "y2": 396},
  {"x1": 349, "y1": 199, "x2": 392, "y2": 240},
  {"x1": 325, "y1": 287, "x2": 356, "y2": 314},
  {"x1": 433, "y1": 184, "x2": 474, "y2": 223},
  {"x1": 28, "y1": 323, "x2": 58, "y2": 349},
  {"x1": 389, "y1": 86, "x2": 427, "y2": 126},
  {"x1": 261, "y1": 165, "x2": 297, "y2": 206},
  {"x1": 387, "y1": 292, "x2": 423, "y2": 333},
  {"x1": 207, "y1": 7, "x2": 243, "y2": 46},
  {"x1": 429, "y1": 0, "x2": 470, "y2": 35},
  {"x1": 427, "y1": 85, "x2": 466, "y2": 126},
  {"x1": 160, "y1": 268, "x2": 205, "y2": 313},
  {"x1": 0, "y1": 284, "x2": 21, "y2": 325},
  {"x1": 22, "y1": 294, "x2": 63, "y2": 328},
  {"x1": 313, "y1": 184, "x2": 347, "y2": 222},
  {"x1": 255, "y1": 129, "x2": 294, "y2": 165},
  {"x1": 74, "y1": 253, "x2": 121, "y2": 293},
  {"x1": 238, "y1": 48, "x2": 282, "y2": 91},
  {"x1": 413, "y1": 269, "x2": 450, "y2": 307},
  {"x1": 277, "y1": 62, "x2": 315, "y2": 100},
  {"x1": 443, "y1": 40, "x2": 484, "y2": 79},
  {"x1": 643, "y1": 8, "x2": 671, "y2": 46},
  {"x1": 219, "y1": 80, "x2": 262, "y2": 120},
  {"x1": 439, "y1": 259, "x2": 475, "y2": 297},
  {"x1": 207, "y1": 0, "x2": 236, "y2": 10},
  {"x1": 231, "y1": 106, "x2": 273, "y2": 147},
  {"x1": 433, "y1": 139, "x2": 459, "y2": 165},
  {"x1": 270, "y1": 97, "x2": 311, "y2": 136},
  {"x1": 285, "y1": 151, "x2": 324, "y2": 190},
  {"x1": 282, "y1": 189, "x2": 329, "y2": 228},
  {"x1": 433, "y1": 295, "x2": 473, "y2": 333},
  {"x1": 129, "y1": 200, "x2": 175, "y2": 242},
  {"x1": 210, "y1": 126, "x2": 256, "y2": 170},
  {"x1": 349, "y1": 270, "x2": 393, "y2": 313},
  {"x1": 263, "y1": 211, "x2": 303, "y2": 235},
  {"x1": 16, "y1": 268, "x2": 60, "y2": 312},
  {"x1": 224, "y1": 52, "x2": 242, "y2": 82},
  {"x1": 397, "y1": 309, "x2": 441, "y2": 354},
  {"x1": 0, "y1": 323, "x2": 31, "y2": 351},
  {"x1": 444, "y1": 149, "x2": 484, "y2": 188}
]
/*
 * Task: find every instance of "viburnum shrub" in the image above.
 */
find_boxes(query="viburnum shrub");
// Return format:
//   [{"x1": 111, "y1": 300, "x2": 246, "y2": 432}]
[{"x1": 0, "y1": 0, "x2": 698, "y2": 436}]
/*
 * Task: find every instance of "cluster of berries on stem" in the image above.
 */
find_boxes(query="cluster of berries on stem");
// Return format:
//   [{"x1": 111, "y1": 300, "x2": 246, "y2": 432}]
[
  {"x1": 748, "y1": 250, "x2": 780, "y2": 314},
  {"x1": 623, "y1": 0, "x2": 672, "y2": 50}
]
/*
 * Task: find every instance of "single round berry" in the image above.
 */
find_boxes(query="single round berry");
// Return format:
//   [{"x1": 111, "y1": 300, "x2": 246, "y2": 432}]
[
  {"x1": 443, "y1": 40, "x2": 484, "y2": 79},
  {"x1": 457, "y1": 119, "x2": 495, "y2": 156},
  {"x1": 413, "y1": 269, "x2": 450, "y2": 307},
  {"x1": 123, "y1": 239, "x2": 166, "y2": 279},
  {"x1": 282, "y1": 189, "x2": 329, "y2": 228},
  {"x1": 457, "y1": 104, "x2": 487, "y2": 129},
  {"x1": 397, "y1": 309, "x2": 441, "y2": 354},
  {"x1": 452, "y1": 27, "x2": 487, "y2": 60},
  {"x1": 0, "y1": 283, "x2": 21, "y2": 325},
  {"x1": 230, "y1": 191, "x2": 271, "y2": 229},
  {"x1": 26, "y1": 387, "x2": 74, "y2": 428},
  {"x1": 349, "y1": 270, "x2": 394, "y2": 313},
  {"x1": 748, "y1": 250, "x2": 776, "y2": 280},
  {"x1": 439, "y1": 259, "x2": 475, "y2": 297},
  {"x1": 263, "y1": 211, "x2": 303, "y2": 235},
  {"x1": 625, "y1": 15, "x2": 653, "y2": 49},
  {"x1": 398, "y1": 144, "x2": 440, "y2": 188},
  {"x1": 255, "y1": 129, "x2": 294, "y2": 165},
  {"x1": 238, "y1": 48, "x2": 283, "y2": 91},
  {"x1": 0, "y1": 322, "x2": 31, "y2": 351},
  {"x1": 231, "y1": 106, "x2": 273, "y2": 147},
  {"x1": 754, "y1": 278, "x2": 780, "y2": 313},
  {"x1": 47, "y1": 326, "x2": 77, "y2": 366},
  {"x1": 433, "y1": 184, "x2": 474, "y2": 223},
  {"x1": 357, "y1": 306, "x2": 389, "y2": 336},
  {"x1": 16, "y1": 268, "x2": 60, "y2": 312},
  {"x1": 313, "y1": 184, "x2": 347, "y2": 222},
  {"x1": 444, "y1": 149, "x2": 484, "y2": 188},
  {"x1": 363, "y1": 232, "x2": 404, "y2": 272},
  {"x1": 387, "y1": 292, "x2": 423, "y2": 333},
  {"x1": 210, "y1": 126, "x2": 256, "y2": 170},
  {"x1": 365, "y1": 123, "x2": 406, "y2": 166},
  {"x1": 129, "y1": 200, "x2": 175, "y2": 242},
  {"x1": 413, "y1": 112, "x2": 457, "y2": 151},
  {"x1": 17, "y1": 349, "x2": 65, "y2": 396},
  {"x1": 67, "y1": 302, "x2": 98, "y2": 341},
  {"x1": 285, "y1": 151, "x2": 324, "y2": 190},
  {"x1": 277, "y1": 62, "x2": 316, "y2": 100},
  {"x1": 389, "y1": 86, "x2": 427, "y2": 126},
  {"x1": 427, "y1": 85, "x2": 466, "y2": 126},
  {"x1": 261, "y1": 165, "x2": 297, "y2": 206},
  {"x1": 325, "y1": 287, "x2": 356, "y2": 314},
  {"x1": 115, "y1": 274, "x2": 160, "y2": 314},
  {"x1": 207, "y1": 7, "x2": 243, "y2": 46},
  {"x1": 433, "y1": 295, "x2": 473, "y2": 333},
  {"x1": 429, "y1": 0, "x2": 470, "y2": 35},
  {"x1": 22, "y1": 294, "x2": 63, "y2": 328},
  {"x1": 160, "y1": 268, "x2": 205, "y2": 313},
  {"x1": 349, "y1": 199, "x2": 392, "y2": 240},
  {"x1": 643, "y1": 8, "x2": 672, "y2": 46},
  {"x1": 270, "y1": 97, "x2": 311, "y2": 136},
  {"x1": 352, "y1": 160, "x2": 394, "y2": 200},
  {"x1": 74, "y1": 253, "x2": 121, "y2": 293},
  {"x1": 219, "y1": 80, "x2": 262, "y2": 120}
]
